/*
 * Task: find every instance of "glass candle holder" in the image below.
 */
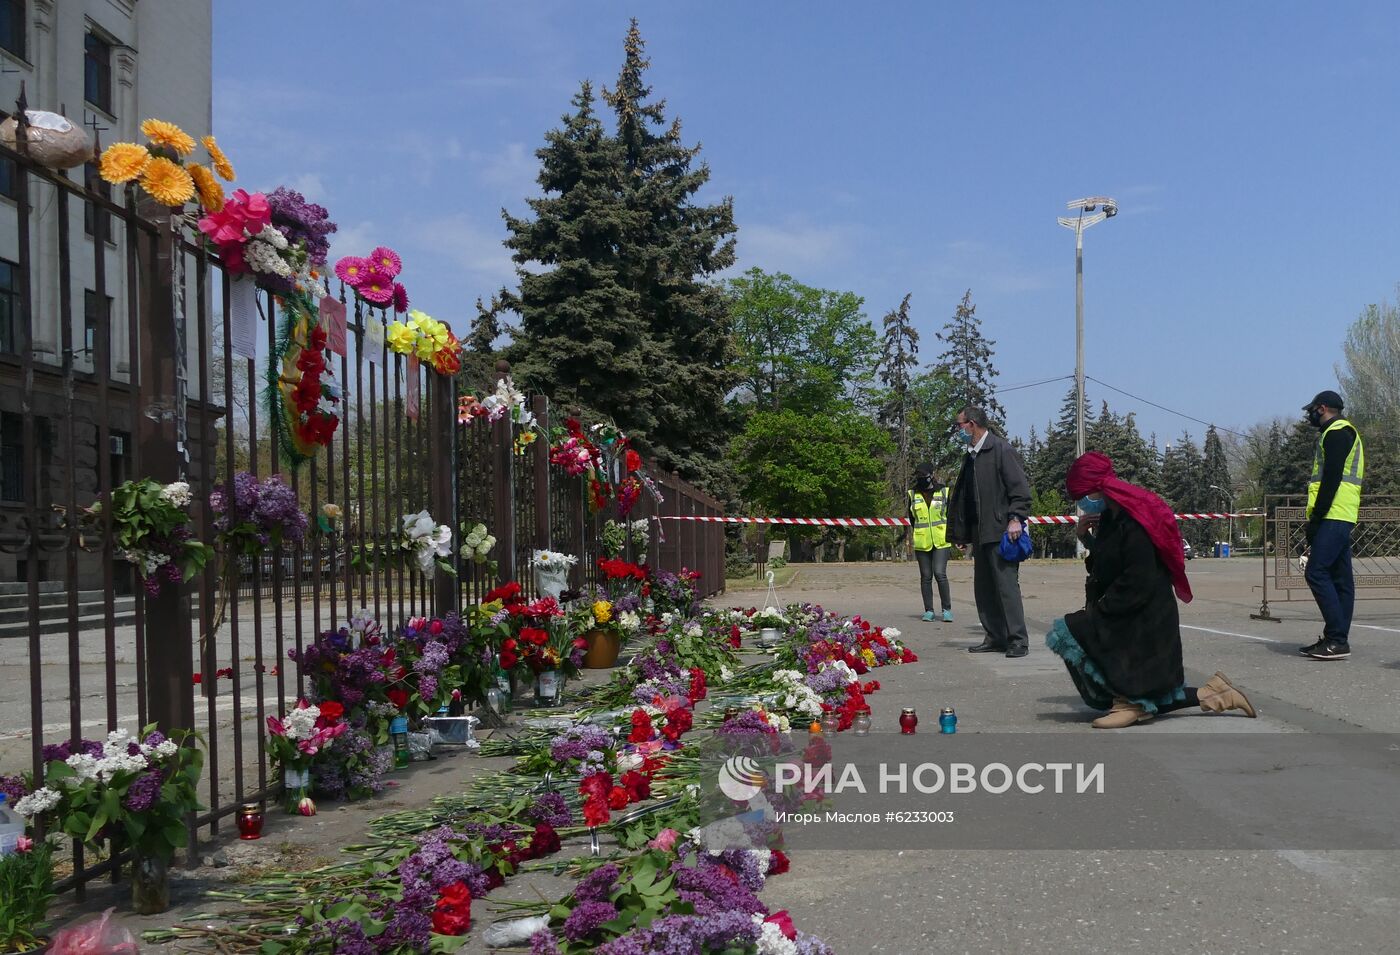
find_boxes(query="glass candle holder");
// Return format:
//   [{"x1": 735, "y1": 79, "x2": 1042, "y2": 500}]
[
  {"x1": 821, "y1": 711, "x2": 841, "y2": 736},
  {"x1": 899, "y1": 707, "x2": 918, "y2": 734},
  {"x1": 236, "y1": 803, "x2": 264, "y2": 840},
  {"x1": 939, "y1": 707, "x2": 958, "y2": 734},
  {"x1": 852, "y1": 708, "x2": 872, "y2": 736}
]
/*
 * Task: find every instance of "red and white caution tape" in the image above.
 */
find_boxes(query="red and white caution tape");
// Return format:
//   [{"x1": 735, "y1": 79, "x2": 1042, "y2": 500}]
[{"x1": 655, "y1": 512, "x2": 1261, "y2": 527}]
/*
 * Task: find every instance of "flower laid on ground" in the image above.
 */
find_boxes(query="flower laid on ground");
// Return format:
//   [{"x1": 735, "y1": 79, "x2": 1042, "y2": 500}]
[{"x1": 80, "y1": 479, "x2": 213, "y2": 597}]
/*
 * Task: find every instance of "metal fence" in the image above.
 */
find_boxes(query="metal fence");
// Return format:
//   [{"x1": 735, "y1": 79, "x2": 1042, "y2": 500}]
[
  {"x1": 1251, "y1": 494, "x2": 1400, "y2": 620},
  {"x1": 0, "y1": 110, "x2": 724, "y2": 896}
]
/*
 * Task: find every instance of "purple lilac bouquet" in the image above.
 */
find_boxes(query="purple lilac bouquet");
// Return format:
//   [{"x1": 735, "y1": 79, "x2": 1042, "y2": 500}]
[
  {"x1": 267, "y1": 186, "x2": 337, "y2": 267},
  {"x1": 210, "y1": 471, "x2": 308, "y2": 555},
  {"x1": 549, "y1": 725, "x2": 612, "y2": 766}
]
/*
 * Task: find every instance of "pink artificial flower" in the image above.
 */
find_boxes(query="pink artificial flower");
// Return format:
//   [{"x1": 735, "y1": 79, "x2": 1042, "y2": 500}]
[
  {"x1": 358, "y1": 268, "x2": 394, "y2": 305},
  {"x1": 647, "y1": 828, "x2": 680, "y2": 852},
  {"x1": 392, "y1": 282, "x2": 409, "y2": 313},
  {"x1": 15, "y1": 834, "x2": 33, "y2": 853},
  {"x1": 197, "y1": 208, "x2": 246, "y2": 246},
  {"x1": 369, "y1": 246, "x2": 402, "y2": 278},
  {"x1": 221, "y1": 241, "x2": 249, "y2": 274},
  {"x1": 237, "y1": 190, "x2": 272, "y2": 232},
  {"x1": 334, "y1": 256, "x2": 369, "y2": 287}
]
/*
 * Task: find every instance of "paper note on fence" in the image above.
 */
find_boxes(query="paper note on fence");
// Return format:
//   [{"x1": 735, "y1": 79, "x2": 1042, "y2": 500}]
[
  {"x1": 229, "y1": 277, "x2": 259, "y2": 359},
  {"x1": 320, "y1": 296, "x2": 347, "y2": 357},
  {"x1": 364, "y1": 311, "x2": 383, "y2": 364}
]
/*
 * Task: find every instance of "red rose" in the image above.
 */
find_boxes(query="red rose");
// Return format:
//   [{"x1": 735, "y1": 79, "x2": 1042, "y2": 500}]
[
  {"x1": 191, "y1": 673, "x2": 202, "y2": 685},
  {"x1": 621, "y1": 770, "x2": 651, "y2": 802},
  {"x1": 317, "y1": 701, "x2": 345, "y2": 723},
  {"x1": 430, "y1": 620, "x2": 444, "y2": 635},
  {"x1": 573, "y1": 637, "x2": 588, "y2": 650},
  {"x1": 608, "y1": 785, "x2": 630, "y2": 810},
  {"x1": 625, "y1": 449, "x2": 641, "y2": 473},
  {"x1": 862, "y1": 680, "x2": 881, "y2": 693},
  {"x1": 768, "y1": 850, "x2": 791, "y2": 875},
  {"x1": 386, "y1": 688, "x2": 409, "y2": 710},
  {"x1": 688, "y1": 668, "x2": 707, "y2": 703},
  {"x1": 765, "y1": 911, "x2": 797, "y2": 940},
  {"x1": 903, "y1": 649, "x2": 919, "y2": 663},
  {"x1": 499, "y1": 650, "x2": 518, "y2": 669}
]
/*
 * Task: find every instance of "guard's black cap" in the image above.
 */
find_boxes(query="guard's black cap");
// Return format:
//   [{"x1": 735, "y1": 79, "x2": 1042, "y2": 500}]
[{"x1": 1303, "y1": 390, "x2": 1344, "y2": 411}]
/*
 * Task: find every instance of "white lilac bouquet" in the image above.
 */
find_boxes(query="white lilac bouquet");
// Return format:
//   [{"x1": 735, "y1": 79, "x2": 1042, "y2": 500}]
[{"x1": 402, "y1": 511, "x2": 453, "y2": 575}]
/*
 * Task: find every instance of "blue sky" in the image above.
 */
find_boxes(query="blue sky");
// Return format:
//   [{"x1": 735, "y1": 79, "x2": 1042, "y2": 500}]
[{"x1": 214, "y1": 1, "x2": 1397, "y2": 448}]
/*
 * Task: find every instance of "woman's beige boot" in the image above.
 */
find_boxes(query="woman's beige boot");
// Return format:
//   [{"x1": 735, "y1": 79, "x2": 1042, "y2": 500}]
[
  {"x1": 1092, "y1": 698, "x2": 1153, "y2": 729},
  {"x1": 1199, "y1": 671, "x2": 1257, "y2": 717}
]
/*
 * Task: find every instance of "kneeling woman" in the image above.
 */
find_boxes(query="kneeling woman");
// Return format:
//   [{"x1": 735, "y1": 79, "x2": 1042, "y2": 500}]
[{"x1": 1046, "y1": 452, "x2": 1257, "y2": 729}]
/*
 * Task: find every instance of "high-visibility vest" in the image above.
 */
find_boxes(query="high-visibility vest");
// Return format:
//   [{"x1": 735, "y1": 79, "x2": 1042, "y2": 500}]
[
  {"x1": 909, "y1": 489, "x2": 950, "y2": 551},
  {"x1": 1307, "y1": 417, "x2": 1363, "y2": 523}
]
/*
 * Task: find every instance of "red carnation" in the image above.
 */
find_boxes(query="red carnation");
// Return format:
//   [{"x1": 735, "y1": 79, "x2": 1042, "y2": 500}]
[
  {"x1": 768, "y1": 849, "x2": 791, "y2": 875},
  {"x1": 529, "y1": 823, "x2": 561, "y2": 858},
  {"x1": 621, "y1": 770, "x2": 651, "y2": 802},
  {"x1": 583, "y1": 796, "x2": 610, "y2": 827},
  {"x1": 431, "y1": 881, "x2": 472, "y2": 936},
  {"x1": 687, "y1": 667, "x2": 707, "y2": 703},
  {"x1": 316, "y1": 701, "x2": 344, "y2": 724},
  {"x1": 608, "y1": 785, "x2": 630, "y2": 810}
]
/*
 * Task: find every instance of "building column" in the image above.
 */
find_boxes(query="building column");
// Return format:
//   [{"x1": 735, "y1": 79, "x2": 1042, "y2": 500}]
[
  {"x1": 112, "y1": 48, "x2": 137, "y2": 378},
  {"x1": 27, "y1": 0, "x2": 58, "y2": 362}
]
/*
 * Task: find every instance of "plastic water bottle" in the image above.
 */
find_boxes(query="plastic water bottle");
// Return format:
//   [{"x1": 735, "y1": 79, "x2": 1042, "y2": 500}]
[{"x1": 0, "y1": 793, "x2": 23, "y2": 856}]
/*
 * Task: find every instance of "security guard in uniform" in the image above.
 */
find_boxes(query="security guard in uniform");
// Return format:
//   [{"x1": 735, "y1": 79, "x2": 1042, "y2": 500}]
[
  {"x1": 1299, "y1": 390, "x2": 1363, "y2": 660},
  {"x1": 908, "y1": 463, "x2": 954, "y2": 622}
]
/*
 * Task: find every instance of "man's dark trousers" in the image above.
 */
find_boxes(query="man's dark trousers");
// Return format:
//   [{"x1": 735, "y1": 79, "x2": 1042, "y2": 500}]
[
  {"x1": 1307, "y1": 518, "x2": 1355, "y2": 645},
  {"x1": 973, "y1": 541, "x2": 1028, "y2": 651}
]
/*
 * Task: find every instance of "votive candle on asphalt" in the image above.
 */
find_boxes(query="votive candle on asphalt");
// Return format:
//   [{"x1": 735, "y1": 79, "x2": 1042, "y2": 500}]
[{"x1": 899, "y1": 707, "x2": 918, "y2": 734}]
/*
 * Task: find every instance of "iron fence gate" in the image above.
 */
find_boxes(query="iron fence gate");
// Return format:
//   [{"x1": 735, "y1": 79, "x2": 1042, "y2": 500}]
[{"x1": 0, "y1": 107, "x2": 725, "y2": 896}]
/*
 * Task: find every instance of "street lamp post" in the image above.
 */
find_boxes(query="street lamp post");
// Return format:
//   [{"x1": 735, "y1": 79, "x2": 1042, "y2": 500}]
[
  {"x1": 1209, "y1": 484, "x2": 1235, "y2": 555},
  {"x1": 1057, "y1": 197, "x2": 1118, "y2": 460}
]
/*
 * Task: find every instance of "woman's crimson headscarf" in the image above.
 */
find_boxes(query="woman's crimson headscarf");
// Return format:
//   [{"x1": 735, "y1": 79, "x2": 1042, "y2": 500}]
[{"x1": 1067, "y1": 451, "x2": 1193, "y2": 603}]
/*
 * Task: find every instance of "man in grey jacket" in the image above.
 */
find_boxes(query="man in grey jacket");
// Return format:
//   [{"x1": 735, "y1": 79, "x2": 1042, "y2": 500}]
[{"x1": 947, "y1": 406, "x2": 1033, "y2": 657}]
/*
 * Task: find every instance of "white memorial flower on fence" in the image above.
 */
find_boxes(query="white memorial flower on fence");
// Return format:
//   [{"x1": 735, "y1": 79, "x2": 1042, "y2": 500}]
[
  {"x1": 159, "y1": 481, "x2": 192, "y2": 508},
  {"x1": 401, "y1": 510, "x2": 452, "y2": 575},
  {"x1": 460, "y1": 522, "x2": 497, "y2": 562}
]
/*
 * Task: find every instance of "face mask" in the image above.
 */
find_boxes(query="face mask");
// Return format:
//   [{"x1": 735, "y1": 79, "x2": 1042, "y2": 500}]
[
  {"x1": 1077, "y1": 496, "x2": 1106, "y2": 515},
  {"x1": 1306, "y1": 408, "x2": 1323, "y2": 429},
  {"x1": 954, "y1": 428, "x2": 973, "y2": 446}
]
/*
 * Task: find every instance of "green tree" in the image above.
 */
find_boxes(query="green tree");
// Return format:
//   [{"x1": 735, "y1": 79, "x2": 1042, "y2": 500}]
[
  {"x1": 1201, "y1": 425, "x2": 1233, "y2": 519},
  {"x1": 1162, "y1": 433, "x2": 1209, "y2": 553},
  {"x1": 1030, "y1": 385, "x2": 1094, "y2": 499},
  {"x1": 602, "y1": 20, "x2": 739, "y2": 492},
  {"x1": 906, "y1": 367, "x2": 963, "y2": 479},
  {"x1": 729, "y1": 408, "x2": 893, "y2": 557},
  {"x1": 726, "y1": 268, "x2": 876, "y2": 414},
  {"x1": 877, "y1": 293, "x2": 920, "y2": 498},
  {"x1": 934, "y1": 289, "x2": 1005, "y2": 428},
  {"x1": 501, "y1": 82, "x2": 649, "y2": 432}
]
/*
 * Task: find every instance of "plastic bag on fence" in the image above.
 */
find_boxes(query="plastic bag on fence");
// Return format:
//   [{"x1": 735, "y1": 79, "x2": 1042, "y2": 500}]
[{"x1": 49, "y1": 908, "x2": 140, "y2": 954}]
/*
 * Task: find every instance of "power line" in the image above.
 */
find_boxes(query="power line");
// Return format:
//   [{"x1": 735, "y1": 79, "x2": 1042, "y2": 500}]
[
  {"x1": 1085, "y1": 375, "x2": 1249, "y2": 439},
  {"x1": 993, "y1": 374, "x2": 1075, "y2": 396}
]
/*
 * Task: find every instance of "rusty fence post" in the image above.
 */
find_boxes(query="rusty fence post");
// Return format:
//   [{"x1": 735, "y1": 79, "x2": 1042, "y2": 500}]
[
  {"x1": 532, "y1": 395, "x2": 550, "y2": 555},
  {"x1": 430, "y1": 374, "x2": 458, "y2": 616}
]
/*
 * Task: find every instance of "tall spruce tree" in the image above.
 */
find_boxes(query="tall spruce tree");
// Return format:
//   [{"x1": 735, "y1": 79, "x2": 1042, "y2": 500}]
[
  {"x1": 877, "y1": 293, "x2": 920, "y2": 496},
  {"x1": 1162, "y1": 432, "x2": 1209, "y2": 553},
  {"x1": 934, "y1": 289, "x2": 1006, "y2": 428},
  {"x1": 501, "y1": 82, "x2": 652, "y2": 432},
  {"x1": 1031, "y1": 384, "x2": 1094, "y2": 498},
  {"x1": 602, "y1": 20, "x2": 739, "y2": 490},
  {"x1": 1202, "y1": 426, "x2": 1233, "y2": 516}
]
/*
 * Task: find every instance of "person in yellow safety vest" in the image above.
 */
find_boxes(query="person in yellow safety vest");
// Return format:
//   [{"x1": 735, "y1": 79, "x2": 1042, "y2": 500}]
[
  {"x1": 908, "y1": 463, "x2": 954, "y2": 623},
  {"x1": 1299, "y1": 390, "x2": 1363, "y2": 661}
]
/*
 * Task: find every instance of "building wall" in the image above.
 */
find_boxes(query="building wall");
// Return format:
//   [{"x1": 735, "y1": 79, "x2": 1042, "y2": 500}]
[{"x1": 0, "y1": 1, "x2": 214, "y2": 585}]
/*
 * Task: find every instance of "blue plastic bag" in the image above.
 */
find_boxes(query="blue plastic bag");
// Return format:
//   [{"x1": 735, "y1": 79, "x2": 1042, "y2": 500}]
[{"x1": 998, "y1": 528, "x2": 1033, "y2": 562}]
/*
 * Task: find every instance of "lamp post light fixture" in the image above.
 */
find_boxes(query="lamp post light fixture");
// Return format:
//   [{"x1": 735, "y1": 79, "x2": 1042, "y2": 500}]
[
  {"x1": 1209, "y1": 484, "x2": 1236, "y2": 553},
  {"x1": 1057, "y1": 197, "x2": 1118, "y2": 461}
]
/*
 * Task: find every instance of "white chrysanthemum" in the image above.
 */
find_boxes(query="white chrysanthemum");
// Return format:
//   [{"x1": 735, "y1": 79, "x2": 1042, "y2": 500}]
[{"x1": 160, "y1": 481, "x2": 192, "y2": 507}]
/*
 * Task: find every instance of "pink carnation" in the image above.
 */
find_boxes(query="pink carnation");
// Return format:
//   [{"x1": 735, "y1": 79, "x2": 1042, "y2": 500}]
[
  {"x1": 369, "y1": 246, "x2": 402, "y2": 278},
  {"x1": 647, "y1": 827, "x2": 680, "y2": 852},
  {"x1": 392, "y1": 282, "x2": 409, "y2": 313}
]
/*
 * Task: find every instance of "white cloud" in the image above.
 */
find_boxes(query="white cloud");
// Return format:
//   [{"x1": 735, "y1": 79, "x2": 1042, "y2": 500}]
[
  {"x1": 286, "y1": 173, "x2": 326, "y2": 203},
  {"x1": 410, "y1": 214, "x2": 516, "y2": 285},
  {"x1": 326, "y1": 221, "x2": 376, "y2": 264},
  {"x1": 926, "y1": 239, "x2": 1053, "y2": 296},
  {"x1": 734, "y1": 222, "x2": 849, "y2": 275}
]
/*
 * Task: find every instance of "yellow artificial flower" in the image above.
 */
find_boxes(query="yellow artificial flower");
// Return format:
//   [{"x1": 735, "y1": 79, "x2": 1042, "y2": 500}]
[
  {"x1": 385, "y1": 320, "x2": 417, "y2": 355},
  {"x1": 140, "y1": 118, "x2": 196, "y2": 157},
  {"x1": 139, "y1": 157, "x2": 195, "y2": 206},
  {"x1": 410, "y1": 313, "x2": 450, "y2": 360},
  {"x1": 861, "y1": 648, "x2": 877, "y2": 667},
  {"x1": 98, "y1": 142, "x2": 150, "y2": 184},
  {"x1": 321, "y1": 503, "x2": 343, "y2": 521},
  {"x1": 592, "y1": 600, "x2": 613, "y2": 624},
  {"x1": 202, "y1": 135, "x2": 236, "y2": 181},
  {"x1": 188, "y1": 162, "x2": 225, "y2": 212}
]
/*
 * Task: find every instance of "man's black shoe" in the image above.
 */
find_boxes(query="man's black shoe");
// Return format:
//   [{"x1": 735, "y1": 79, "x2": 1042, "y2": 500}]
[
  {"x1": 1306, "y1": 641, "x2": 1350, "y2": 660},
  {"x1": 968, "y1": 641, "x2": 1005, "y2": 653},
  {"x1": 1299, "y1": 637, "x2": 1327, "y2": 655},
  {"x1": 1005, "y1": 646, "x2": 1029, "y2": 658}
]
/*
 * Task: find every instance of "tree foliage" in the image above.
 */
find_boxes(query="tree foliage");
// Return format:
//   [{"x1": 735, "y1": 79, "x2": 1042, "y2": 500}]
[{"x1": 934, "y1": 289, "x2": 1005, "y2": 428}]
